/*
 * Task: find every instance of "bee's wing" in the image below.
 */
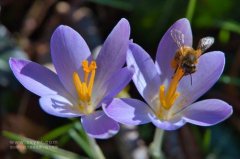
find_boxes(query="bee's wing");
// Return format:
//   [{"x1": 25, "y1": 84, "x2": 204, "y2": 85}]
[
  {"x1": 170, "y1": 29, "x2": 185, "y2": 49},
  {"x1": 197, "y1": 37, "x2": 214, "y2": 52}
]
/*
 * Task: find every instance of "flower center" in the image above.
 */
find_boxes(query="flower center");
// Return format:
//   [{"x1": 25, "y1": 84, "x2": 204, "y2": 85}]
[
  {"x1": 72, "y1": 60, "x2": 97, "y2": 114},
  {"x1": 157, "y1": 67, "x2": 184, "y2": 119}
]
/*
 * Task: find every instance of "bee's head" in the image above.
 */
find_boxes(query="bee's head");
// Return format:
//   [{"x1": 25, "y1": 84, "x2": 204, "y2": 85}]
[{"x1": 181, "y1": 53, "x2": 197, "y2": 74}]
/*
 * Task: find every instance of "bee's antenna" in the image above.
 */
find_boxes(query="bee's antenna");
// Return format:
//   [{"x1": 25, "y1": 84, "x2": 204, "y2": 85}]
[{"x1": 190, "y1": 74, "x2": 193, "y2": 85}]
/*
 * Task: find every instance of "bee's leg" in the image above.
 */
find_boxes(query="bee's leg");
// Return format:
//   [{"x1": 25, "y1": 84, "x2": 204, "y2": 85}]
[{"x1": 190, "y1": 73, "x2": 193, "y2": 85}]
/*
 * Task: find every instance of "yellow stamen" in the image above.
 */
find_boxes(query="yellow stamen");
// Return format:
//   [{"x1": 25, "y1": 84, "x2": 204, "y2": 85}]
[
  {"x1": 159, "y1": 85, "x2": 166, "y2": 108},
  {"x1": 88, "y1": 61, "x2": 97, "y2": 96},
  {"x1": 73, "y1": 72, "x2": 83, "y2": 100},
  {"x1": 158, "y1": 67, "x2": 184, "y2": 110},
  {"x1": 82, "y1": 60, "x2": 90, "y2": 83},
  {"x1": 82, "y1": 83, "x2": 89, "y2": 101},
  {"x1": 82, "y1": 60, "x2": 89, "y2": 69},
  {"x1": 169, "y1": 92, "x2": 180, "y2": 107},
  {"x1": 72, "y1": 60, "x2": 97, "y2": 114},
  {"x1": 166, "y1": 67, "x2": 184, "y2": 103},
  {"x1": 84, "y1": 72, "x2": 89, "y2": 83}
]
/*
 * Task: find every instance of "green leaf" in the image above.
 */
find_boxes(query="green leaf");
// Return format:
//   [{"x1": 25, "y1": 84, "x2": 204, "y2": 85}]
[
  {"x1": 68, "y1": 129, "x2": 94, "y2": 158},
  {"x1": 219, "y1": 75, "x2": 240, "y2": 86},
  {"x1": 2, "y1": 131, "x2": 85, "y2": 159},
  {"x1": 186, "y1": 0, "x2": 197, "y2": 22},
  {"x1": 203, "y1": 129, "x2": 211, "y2": 153},
  {"x1": 71, "y1": 123, "x2": 105, "y2": 159},
  {"x1": 58, "y1": 135, "x2": 71, "y2": 147},
  {"x1": 218, "y1": 29, "x2": 230, "y2": 43},
  {"x1": 74, "y1": 122, "x2": 89, "y2": 142},
  {"x1": 217, "y1": 20, "x2": 240, "y2": 34},
  {"x1": 40, "y1": 123, "x2": 74, "y2": 141}
]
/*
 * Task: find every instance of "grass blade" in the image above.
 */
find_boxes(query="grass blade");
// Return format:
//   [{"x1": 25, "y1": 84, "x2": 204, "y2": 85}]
[
  {"x1": 41, "y1": 123, "x2": 74, "y2": 141},
  {"x1": 2, "y1": 130, "x2": 84, "y2": 159},
  {"x1": 68, "y1": 128, "x2": 94, "y2": 158}
]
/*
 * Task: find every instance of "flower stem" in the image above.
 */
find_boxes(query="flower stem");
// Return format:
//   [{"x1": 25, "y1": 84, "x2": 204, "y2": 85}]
[
  {"x1": 149, "y1": 128, "x2": 165, "y2": 159},
  {"x1": 73, "y1": 122, "x2": 105, "y2": 159},
  {"x1": 186, "y1": 0, "x2": 197, "y2": 22},
  {"x1": 87, "y1": 136, "x2": 105, "y2": 159}
]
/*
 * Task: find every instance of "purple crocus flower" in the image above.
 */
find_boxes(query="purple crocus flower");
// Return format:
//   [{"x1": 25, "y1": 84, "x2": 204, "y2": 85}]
[
  {"x1": 104, "y1": 18, "x2": 233, "y2": 130},
  {"x1": 9, "y1": 18, "x2": 134, "y2": 138}
]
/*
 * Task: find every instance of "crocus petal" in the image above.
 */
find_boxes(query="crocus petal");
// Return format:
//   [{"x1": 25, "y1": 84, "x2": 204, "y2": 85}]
[
  {"x1": 39, "y1": 95, "x2": 82, "y2": 118},
  {"x1": 149, "y1": 113, "x2": 186, "y2": 130},
  {"x1": 182, "y1": 99, "x2": 232, "y2": 126},
  {"x1": 103, "y1": 98, "x2": 151, "y2": 125},
  {"x1": 176, "y1": 52, "x2": 225, "y2": 108},
  {"x1": 95, "y1": 18, "x2": 130, "y2": 89},
  {"x1": 90, "y1": 67, "x2": 134, "y2": 109},
  {"x1": 93, "y1": 67, "x2": 134, "y2": 108},
  {"x1": 156, "y1": 18, "x2": 192, "y2": 80},
  {"x1": 81, "y1": 111, "x2": 120, "y2": 139},
  {"x1": 9, "y1": 58, "x2": 68, "y2": 97},
  {"x1": 127, "y1": 43, "x2": 161, "y2": 106},
  {"x1": 50, "y1": 25, "x2": 92, "y2": 97}
]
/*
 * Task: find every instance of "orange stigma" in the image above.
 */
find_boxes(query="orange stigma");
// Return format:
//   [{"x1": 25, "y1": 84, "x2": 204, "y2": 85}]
[
  {"x1": 157, "y1": 67, "x2": 184, "y2": 118},
  {"x1": 72, "y1": 60, "x2": 97, "y2": 114}
]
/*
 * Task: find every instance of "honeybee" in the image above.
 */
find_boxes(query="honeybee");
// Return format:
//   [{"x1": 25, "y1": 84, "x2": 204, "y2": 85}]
[{"x1": 170, "y1": 29, "x2": 214, "y2": 80}]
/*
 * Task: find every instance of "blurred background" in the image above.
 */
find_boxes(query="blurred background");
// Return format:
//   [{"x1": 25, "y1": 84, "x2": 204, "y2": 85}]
[{"x1": 1, "y1": 0, "x2": 240, "y2": 159}]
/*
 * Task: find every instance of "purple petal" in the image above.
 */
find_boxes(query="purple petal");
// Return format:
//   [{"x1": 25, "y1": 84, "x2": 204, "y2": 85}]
[
  {"x1": 50, "y1": 25, "x2": 92, "y2": 98},
  {"x1": 9, "y1": 58, "x2": 68, "y2": 97},
  {"x1": 176, "y1": 51, "x2": 225, "y2": 108},
  {"x1": 156, "y1": 18, "x2": 192, "y2": 80},
  {"x1": 182, "y1": 99, "x2": 232, "y2": 126},
  {"x1": 39, "y1": 95, "x2": 82, "y2": 118},
  {"x1": 105, "y1": 67, "x2": 134, "y2": 97},
  {"x1": 103, "y1": 98, "x2": 151, "y2": 125},
  {"x1": 127, "y1": 43, "x2": 161, "y2": 106},
  {"x1": 81, "y1": 111, "x2": 120, "y2": 139},
  {"x1": 149, "y1": 113, "x2": 186, "y2": 130},
  {"x1": 93, "y1": 67, "x2": 134, "y2": 107},
  {"x1": 95, "y1": 18, "x2": 130, "y2": 88}
]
